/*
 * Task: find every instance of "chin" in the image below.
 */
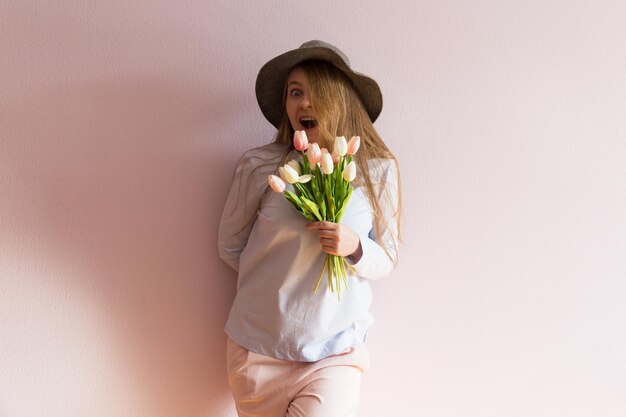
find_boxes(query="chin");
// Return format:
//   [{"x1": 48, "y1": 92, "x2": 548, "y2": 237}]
[{"x1": 303, "y1": 128, "x2": 319, "y2": 143}]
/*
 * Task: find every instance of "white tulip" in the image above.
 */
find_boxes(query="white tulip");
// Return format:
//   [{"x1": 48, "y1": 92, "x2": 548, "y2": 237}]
[
  {"x1": 342, "y1": 161, "x2": 356, "y2": 182},
  {"x1": 321, "y1": 153, "x2": 334, "y2": 174},
  {"x1": 287, "y1": 159, "x2": 301, "y2": 175},
  {"x1": 334, "y1": 136, "x2": 348, "y2": 157},
  {"x1": 282, "y1": 164, "x2": 300, "y2": 184}
]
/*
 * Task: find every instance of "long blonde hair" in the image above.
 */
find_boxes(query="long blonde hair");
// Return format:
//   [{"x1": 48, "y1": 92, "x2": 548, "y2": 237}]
[{"x1": 266, "y1": 60, "x2": 403, "y2": 262}]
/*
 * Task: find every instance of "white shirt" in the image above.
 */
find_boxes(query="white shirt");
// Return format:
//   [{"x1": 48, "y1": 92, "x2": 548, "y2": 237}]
[{"x1": 218, "y1": 143, "x2": 399, "y2": 362}]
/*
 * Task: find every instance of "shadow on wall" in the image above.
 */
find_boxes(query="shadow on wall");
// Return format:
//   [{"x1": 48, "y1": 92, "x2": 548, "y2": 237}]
[{"x1": 2, "y1": 71, "x2": 249, "y2": 415}]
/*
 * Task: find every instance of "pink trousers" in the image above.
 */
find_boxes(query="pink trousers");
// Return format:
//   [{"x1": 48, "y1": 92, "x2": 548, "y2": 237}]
[{"x1": 226, "y1": 338, "x2": 370, "y2": 417}]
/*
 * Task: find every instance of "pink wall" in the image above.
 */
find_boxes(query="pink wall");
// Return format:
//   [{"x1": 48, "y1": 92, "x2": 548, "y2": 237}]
[{"x1": 1, "y1": 1, "x2": 625, "y2": 416}]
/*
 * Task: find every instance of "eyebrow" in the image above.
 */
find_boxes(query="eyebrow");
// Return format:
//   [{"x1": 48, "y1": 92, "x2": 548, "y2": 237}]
[{"x1": 287, "y1": 81, "x2": 303, "y2": 87}]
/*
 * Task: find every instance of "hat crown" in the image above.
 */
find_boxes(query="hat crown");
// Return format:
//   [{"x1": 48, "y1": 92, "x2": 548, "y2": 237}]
[{"x1": 299, "y1": 40, "x2": 351, "y2": 67}]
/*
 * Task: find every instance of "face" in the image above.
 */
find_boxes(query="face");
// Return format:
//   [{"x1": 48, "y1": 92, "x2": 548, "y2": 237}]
[{"x1": 285, "y1": 67, "x2": 319, "y2": 143}]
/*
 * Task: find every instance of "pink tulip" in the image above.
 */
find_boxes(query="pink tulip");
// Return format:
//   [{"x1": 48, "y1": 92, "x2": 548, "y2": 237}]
[
  {"x1": 306, "y1": 143, "x2": 322, "y2": 169},
  {"x1": 268, "y1": 175, "x2": 286, "y2": 192},
  {"x1": 293, "y1": 130, "x2": 309, "y2": 151},
  {"x1": 347, "y1": 136, "x2": 361, "y2": 155}
]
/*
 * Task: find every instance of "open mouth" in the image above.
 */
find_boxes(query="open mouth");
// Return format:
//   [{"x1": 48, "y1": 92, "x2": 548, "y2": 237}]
[{"x1": 299, "y1": 116, "x2": 318, "y2": 130}]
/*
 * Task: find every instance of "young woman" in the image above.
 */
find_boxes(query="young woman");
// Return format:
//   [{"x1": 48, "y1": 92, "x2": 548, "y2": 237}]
[{"x1": 218, "y1": 40, "x2": 402, "y2": 417}]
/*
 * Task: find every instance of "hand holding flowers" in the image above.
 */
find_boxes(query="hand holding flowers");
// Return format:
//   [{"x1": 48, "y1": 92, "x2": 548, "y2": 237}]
[{"x1": 304, "y1": 221, "x2": 362, "y2": 261}]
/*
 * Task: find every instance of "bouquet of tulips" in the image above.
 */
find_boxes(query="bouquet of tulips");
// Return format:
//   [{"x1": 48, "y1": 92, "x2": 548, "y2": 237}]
[{"x1": 267, "y1": 130, "x2": 361, "y2": 298}]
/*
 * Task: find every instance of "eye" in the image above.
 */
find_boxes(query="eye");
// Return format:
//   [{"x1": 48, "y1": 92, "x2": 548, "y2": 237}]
[{"x1": 289, "y1": 89, "x2": 303, "y2": 97}]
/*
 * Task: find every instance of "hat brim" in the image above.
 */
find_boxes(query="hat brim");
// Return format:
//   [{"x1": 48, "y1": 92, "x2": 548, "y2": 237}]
[{"x1": 255, "y1": 46, "x2": 383, "y2": 128}]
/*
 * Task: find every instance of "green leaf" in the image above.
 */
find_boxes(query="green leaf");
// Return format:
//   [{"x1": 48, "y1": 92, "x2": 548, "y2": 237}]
[
  {"x1": 335, "y1": 188, "x2": 353, "y2": 223},
  {"x1": 284, "y1": 190, "x2": 302, "y2": 206},
  {"x1": 301, "y1": 196, "x2": 322, "y2": 221}
]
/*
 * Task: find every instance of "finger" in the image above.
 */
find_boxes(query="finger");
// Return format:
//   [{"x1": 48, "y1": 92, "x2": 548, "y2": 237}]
[
  {"x1": 320, "y1": 237, "x2": 339, "y2": 247},
  {"x1": 317, "y1": 230, "x2": 339, "y2": 239},
  {"x1": 320, "y1": 245, "x2": 339, "y2": 255},
  {"x1": 305, "y1": 221, "x2": 336, "y2": 230}
]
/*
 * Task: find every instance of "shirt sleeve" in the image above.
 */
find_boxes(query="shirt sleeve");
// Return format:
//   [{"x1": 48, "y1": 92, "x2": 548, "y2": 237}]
[
  {"x1": 350, "y1": 159, "x2": 400, "y2": 280},
  {"x1": 218, "y1": 151, "x2": 267, "y2": 272}
]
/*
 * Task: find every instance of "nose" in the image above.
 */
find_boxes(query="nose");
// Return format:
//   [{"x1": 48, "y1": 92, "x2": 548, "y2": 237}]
[{"x1": 299, "y1": 94, "x2": 312, "y2": 109}]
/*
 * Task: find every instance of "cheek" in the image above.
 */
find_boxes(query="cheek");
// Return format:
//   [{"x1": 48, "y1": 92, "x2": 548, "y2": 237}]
[{"x1": 285, "y1": 101, "x2": 298, "y2": 126}]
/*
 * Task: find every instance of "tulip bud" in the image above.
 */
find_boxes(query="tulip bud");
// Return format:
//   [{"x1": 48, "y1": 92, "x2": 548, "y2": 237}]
[
  {"x1": 334, "y1": 136, "x2": 348, "y2": 157},
  {"x1": 282, "y1": 164, "x2": 300, "y2": 184},
  {"x1": 347, "y1": 136, "x2": 361, "y2": 155},
  {"x1": 287, "y1": 159, "x2": 301, "y2": 175},
  {"x1": 321, "y1": 153, "x2": 334, "y2": 174},
  {"x1": 268, "y1": 175, "x2": 286, "y2": 192},
  {"x1": 306, "y1": 143, "x2": 322, "y2": 169},
  {"x1": 342, "y1": 161, "x2": 356, "y2": 182},
  {"x1": 293, "y1": 130, "x2": 309, "y2": 151}
]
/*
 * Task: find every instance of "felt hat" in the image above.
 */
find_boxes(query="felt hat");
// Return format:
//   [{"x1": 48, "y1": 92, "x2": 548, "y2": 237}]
[{"x1": 255, "y1": 40, "x2": 383, "y2": 128}]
